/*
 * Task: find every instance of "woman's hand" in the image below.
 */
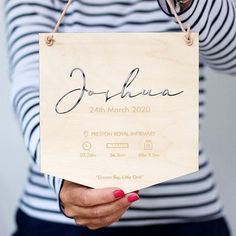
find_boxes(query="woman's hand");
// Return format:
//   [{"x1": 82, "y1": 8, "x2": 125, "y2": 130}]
[{"x1": 60, "y1": 180, "x2": 139, "y2": 230}]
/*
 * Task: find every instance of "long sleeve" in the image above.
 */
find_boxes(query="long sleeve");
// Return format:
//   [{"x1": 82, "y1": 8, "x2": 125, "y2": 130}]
[
  {"x1": 5, "y1": 0, "x2": 64, "y2": 208},
  {"x1": 157, "y1": 0, "x2": 236, "y2": 75}
]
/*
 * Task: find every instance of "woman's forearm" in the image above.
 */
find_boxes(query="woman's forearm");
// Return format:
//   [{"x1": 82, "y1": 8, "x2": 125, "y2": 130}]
[{"x1": 5, "y1": 0, "x2": 64, "y2": 208}]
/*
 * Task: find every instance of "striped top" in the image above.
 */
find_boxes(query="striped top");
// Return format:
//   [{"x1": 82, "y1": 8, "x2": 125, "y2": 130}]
[{"x1": 5, "y1": 0, "x2": 236, "y2": 227}]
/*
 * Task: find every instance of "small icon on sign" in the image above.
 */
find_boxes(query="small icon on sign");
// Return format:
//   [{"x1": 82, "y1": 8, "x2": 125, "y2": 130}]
[
  {"x1": 82, "y1": 141, "x2": 92, "y2": 151},
  {"x1": 106, "y1": 143, "x2": 129, "y2": 149},
  {"x1": 83, "y1": 131, "x2": 89, "y2": 138},
  {"x1": 144, "y1": 140, "x2": 153, "y2": 150}
]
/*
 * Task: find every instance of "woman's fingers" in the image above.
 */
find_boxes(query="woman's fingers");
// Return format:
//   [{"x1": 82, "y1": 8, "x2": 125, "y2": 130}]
[
  {"x1": 65, "y1": 193, "x2": 139, "y2": 218},
  {"x1": 75, "y1": 205, "x2": 130, "y2": 230},
  {"x1": 60, "y1": 181, "x2": 125, "y2": 207},
  {"x1": 72, "y1": 187, "x2": 125, "y2": 207}
]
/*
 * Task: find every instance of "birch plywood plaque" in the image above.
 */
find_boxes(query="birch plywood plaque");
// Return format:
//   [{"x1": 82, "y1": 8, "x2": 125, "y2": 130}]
[{"x1": 39, "y1": 33, "x2": 199, "y2": 193}]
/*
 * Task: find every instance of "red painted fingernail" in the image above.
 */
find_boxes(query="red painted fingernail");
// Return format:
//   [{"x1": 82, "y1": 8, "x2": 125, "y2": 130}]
[
  {"x1": 128, "y1": 194, "x2": 139, "y2": 203},
  {"x1": 113, "y1": 190, "x2": 125, "y2": 198}
]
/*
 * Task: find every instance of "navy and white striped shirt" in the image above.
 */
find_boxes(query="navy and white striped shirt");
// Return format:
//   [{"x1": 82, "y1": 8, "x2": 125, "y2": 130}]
[{"x1": 5, "y1": 0, "x2": 236, "y2": 227}]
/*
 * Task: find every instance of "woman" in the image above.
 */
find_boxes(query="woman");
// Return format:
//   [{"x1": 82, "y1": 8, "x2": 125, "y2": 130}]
[{"x1": 5, "y1": 0, "x2": 235, "y2": 235}]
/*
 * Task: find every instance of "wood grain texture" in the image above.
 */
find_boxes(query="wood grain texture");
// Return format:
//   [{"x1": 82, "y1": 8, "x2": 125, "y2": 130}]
[{"x1": 39, "y1": 32, "x2": 199, "y2": 193}]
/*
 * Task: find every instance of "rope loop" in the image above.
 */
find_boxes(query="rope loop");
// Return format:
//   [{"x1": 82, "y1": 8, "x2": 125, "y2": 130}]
[{"x1": 46, "y1": 0, "x2": 193, "y2": 46}]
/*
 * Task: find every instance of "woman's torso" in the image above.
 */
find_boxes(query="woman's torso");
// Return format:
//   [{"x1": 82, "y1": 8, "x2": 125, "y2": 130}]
[{"x1": 16, "y1": 0, "x2": 223, "y2": 226}]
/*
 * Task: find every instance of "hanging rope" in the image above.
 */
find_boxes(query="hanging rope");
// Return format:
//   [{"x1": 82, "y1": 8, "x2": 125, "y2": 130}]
[
  {"x1": 46, "y1": 0, "x2": 193, "y2": 46},
  {"x1": 165, "y1": 0, "x2": 193, "y2": 46},
  {"x1": 46, "y1": 0, "x2": 73, "y2": 46}
]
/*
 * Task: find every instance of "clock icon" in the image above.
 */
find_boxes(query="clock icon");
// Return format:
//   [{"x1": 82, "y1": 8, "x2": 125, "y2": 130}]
[{"x1": 82, "y1": 141, "x2": 92, "y2": 151}]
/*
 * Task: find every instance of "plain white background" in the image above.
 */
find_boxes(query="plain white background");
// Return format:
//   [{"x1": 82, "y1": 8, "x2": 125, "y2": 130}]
[{"x1": 0, "y1": 2, "x2": 235, "y2": 236}]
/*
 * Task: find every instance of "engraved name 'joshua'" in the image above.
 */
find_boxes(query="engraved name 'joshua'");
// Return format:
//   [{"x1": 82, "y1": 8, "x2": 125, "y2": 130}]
[{"x1": 55, "y1": 67, "x2": 184, "y2": 114}]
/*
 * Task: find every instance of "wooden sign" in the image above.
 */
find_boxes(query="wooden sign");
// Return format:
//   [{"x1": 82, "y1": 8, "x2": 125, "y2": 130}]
[{"x1": 39, "y1": 33, "x2": 199, "y2": 193}]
